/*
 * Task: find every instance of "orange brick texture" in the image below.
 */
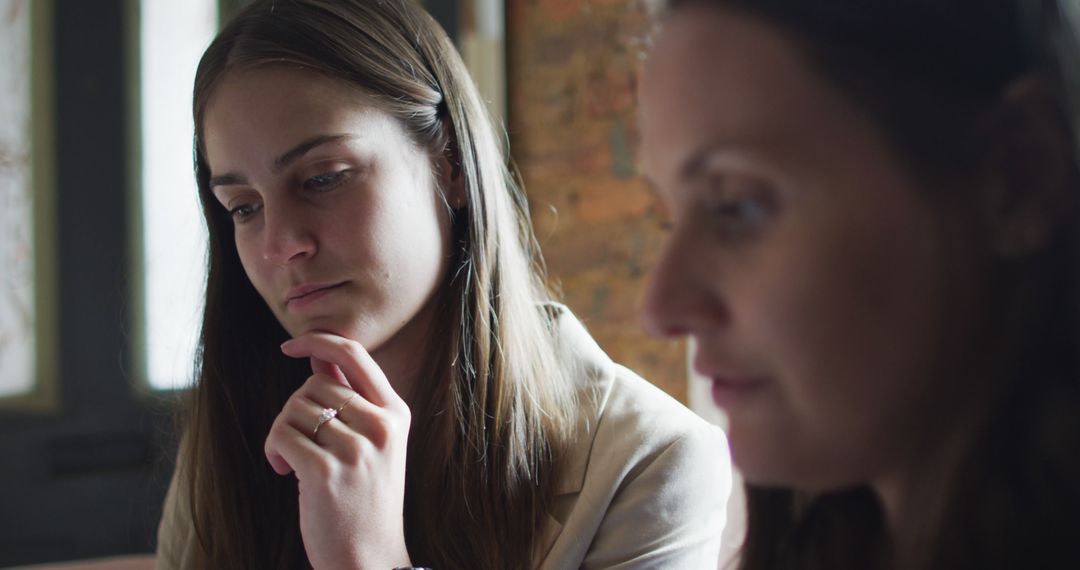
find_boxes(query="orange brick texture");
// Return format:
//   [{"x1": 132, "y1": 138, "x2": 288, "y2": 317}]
[{"x1": 507, "y1": 0, "x2": 688, "y2": 402}]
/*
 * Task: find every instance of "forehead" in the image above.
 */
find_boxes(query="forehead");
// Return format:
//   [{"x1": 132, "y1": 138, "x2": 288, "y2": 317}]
[
  {"x1": 205, "y1": 65, "x2": 378, "y2": 123},
  {"x1": 201, "y1": 66, "x2": 401, "y2": 164},
  {"x1": 637, "y1": 4, "x2": 850, "y2": 184}
]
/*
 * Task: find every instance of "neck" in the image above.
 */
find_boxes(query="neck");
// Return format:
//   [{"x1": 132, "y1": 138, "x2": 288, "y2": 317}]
[
  {"x1": 874, "y1": 251, "x2": 1063, "y2": 566},
  {"x1": 871, "y1": 350, "x2": 1009, "y2": 566},
  {"x1": 870, "y1": 422, "x2": 965, "y2": 569},
  {"x1": 368, "y1": 295, "x2": 443, "y2": 408}
]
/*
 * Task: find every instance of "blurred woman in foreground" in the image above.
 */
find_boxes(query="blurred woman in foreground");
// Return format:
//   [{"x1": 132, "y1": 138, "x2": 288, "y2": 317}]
[{"x1": 639, "y1": 0, "x2": 1080, "y2": 567}]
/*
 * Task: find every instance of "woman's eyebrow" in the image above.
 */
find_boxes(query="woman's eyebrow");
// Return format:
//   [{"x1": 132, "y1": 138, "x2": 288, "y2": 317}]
[
  {"x1": 272, "y1": 133, "x2": 356, "y2": 173},
  {"x1": 679, "y1": 142, "x2": 729, "y2": 183},
  {"x1": 209, "y1": 172, "x2": 247, "y2": 189},
  {"x1": 208, "y1": 133, "x2": 356, "y2": 189}
]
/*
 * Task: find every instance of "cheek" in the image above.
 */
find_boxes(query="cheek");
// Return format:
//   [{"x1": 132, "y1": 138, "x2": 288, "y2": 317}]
[
  {"x1": 232, "y1": 232, "x2": 271, "y2": 295},
  {"x1": 386, "y1": 176, "x2": 451, "y2": 259},
  {"x1": 346, "y1": 179, "x2": 450, "y2": 303},
  {"x1": 744, "y1": 206, "x2": 951, "y2": 477}
]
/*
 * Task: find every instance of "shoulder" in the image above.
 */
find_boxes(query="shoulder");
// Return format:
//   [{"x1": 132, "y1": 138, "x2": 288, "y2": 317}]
[
  {"x1": 538, "y1": 307, "x2": 731, "y2": 569},
  {"x1": 548, "y1": 305, "x2": 727, "y2": 489},
  {"x1": 604, "y1": 363, "x2": 724, "y2": 450},
  {"x1": 585, "y1": 363, "x2": 730, "y2": 511}
]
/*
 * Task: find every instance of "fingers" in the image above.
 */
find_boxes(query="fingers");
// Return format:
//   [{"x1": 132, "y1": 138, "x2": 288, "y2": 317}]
[
  {"x1": 267, "y1": 449, "x2": 293, "y2": 476},
  {"x1": 310, "y1": 406, "x2": 394, "y2": 464},
  {"x1": 264, "y1": 373, "x2": 348, "y2": 474},
  {"x1": 310, "y1": 356, "x2": 348, "y2": 387},
  {"x1": 281, "y1": 334, "x2": 398, "y2": 408},
  {"x1": 264, "y1": 372, "x2": 397, "y2": 478},
  {"x1": 267, "y1": 353, "x2": 414, "y2": 570},
  {"x1": 269, "y1": 334, "x2": 411, "y2": 484},
  {"x1": 265, "y1": 403, "x2": 325, "y2": 476}
]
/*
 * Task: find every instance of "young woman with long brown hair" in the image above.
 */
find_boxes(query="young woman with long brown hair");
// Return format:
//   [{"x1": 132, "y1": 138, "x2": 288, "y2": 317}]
[
  {"x1": 639, "y1": 0, "x2": 1080, "y2": 568},
  {"x1": 153, "y1": 0, "x2": 729, "y2": 568}
]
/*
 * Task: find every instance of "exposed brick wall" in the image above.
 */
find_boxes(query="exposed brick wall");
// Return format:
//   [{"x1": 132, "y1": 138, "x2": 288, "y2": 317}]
[{"x1": 507, "y1": 0, "x2": 687, "y2": 401}]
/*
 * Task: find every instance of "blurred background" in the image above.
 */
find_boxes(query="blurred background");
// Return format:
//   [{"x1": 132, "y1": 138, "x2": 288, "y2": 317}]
[{"x1": 0, "y1": 0, "x2": 721, "y2": 565}]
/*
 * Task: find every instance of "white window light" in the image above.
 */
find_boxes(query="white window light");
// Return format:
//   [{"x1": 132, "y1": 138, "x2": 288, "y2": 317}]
[
  {"x1": 0, "y1": 0, "x2": 35, "y2": 399},
  {"x1": 140, "y1": 0, "x2": 217, "y2": 391}
]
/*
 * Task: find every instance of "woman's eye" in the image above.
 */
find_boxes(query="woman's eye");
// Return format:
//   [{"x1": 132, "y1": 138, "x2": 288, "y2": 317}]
[
  {"x1": 303, "y1": 170, "x2": 349, "y2": 191},
  {"x1": 715, "y1": 197, "x2": 770, "y2": 224},
  {"x1": 228, "y1": 202, "x2": 261, "y2": 222},
  {"x1": 703, "y1": 176, "x2": 777, "y2": 238},
  {"x1": 709, "y1": 197, "x2": 774, "y2": 241}
]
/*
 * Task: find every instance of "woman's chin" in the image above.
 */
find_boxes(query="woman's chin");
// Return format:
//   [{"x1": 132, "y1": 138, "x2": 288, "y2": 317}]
[
  {"x1": 281, "y1": 314, "x2": 367, "y2": 342},
  {"x1": 728, "y1": 438, "x2": 810, "y2": 489}
]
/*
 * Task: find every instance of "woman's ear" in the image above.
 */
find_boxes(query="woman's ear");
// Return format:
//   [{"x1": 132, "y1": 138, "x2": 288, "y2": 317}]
[
  {"x1": 437, "y1": 141, "x2": 466, "y2": 210},
  {"x1": 981, "y1": 75, "x2": 1077, "y2": 257}
]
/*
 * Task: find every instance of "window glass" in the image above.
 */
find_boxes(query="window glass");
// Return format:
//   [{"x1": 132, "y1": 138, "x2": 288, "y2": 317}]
[
  {"x1": 0, "y1": 0, "x2": 34, "y2": 399},
  {"x1": 140, "y1": 0, "x2": 217, "y2": 391}
]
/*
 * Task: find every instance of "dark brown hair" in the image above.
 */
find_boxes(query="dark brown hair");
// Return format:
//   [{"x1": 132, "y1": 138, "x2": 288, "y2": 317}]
[
  {"x1": 180, "y1": 0, "x2": 576, "y2": 567},
  {"x1": 652, "y1": 1, "x2": 1080, "y2": 568}
]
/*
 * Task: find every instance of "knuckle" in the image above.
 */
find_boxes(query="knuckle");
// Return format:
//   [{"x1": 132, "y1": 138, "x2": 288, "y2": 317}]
[
  {"x1": 282, "y1": 396, "x2": 307, "y2": 417},
  {"x1": 334, "y1": 335, "x2": 360, "y2": 356},
  {"x1": 396, "y1": 402, "x2": 412, "y2": 422},
  {"x1": 387, "y1": 401, "x2": 412, "y2": 429},
  {"x1": 310, "y1": 454, "x2": 337, "y2": 480},
  {"x1": 367, "y1": 412, "x2": 396, "y2": 448},
  {"x1": 301, "y1": 373, "x2": 323, "y2": 390},
  {"x1": 338, "y1": 438, "x2": 363, "y2": 466},
  {"x1": 264, "y1": 423, "x2": 285, "y2": 451}
]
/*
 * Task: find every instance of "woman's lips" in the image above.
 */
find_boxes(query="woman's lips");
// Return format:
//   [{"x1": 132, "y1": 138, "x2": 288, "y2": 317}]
[
  {"x1": 693, "y1": 355, "x2": 768, "y2": 409},
  {"x1": 709, "y1": 375, "x2": 767, "y2": 409},
  {"x1": 285, "y1": 281, "x2": 347, "y2": 311}
]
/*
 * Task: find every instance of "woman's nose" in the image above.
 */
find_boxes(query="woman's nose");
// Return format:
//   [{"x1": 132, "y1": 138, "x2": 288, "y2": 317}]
[
  {"x1": 260, "y1": 204, "x2": 316, "y2": 265},
  {"x1": 642, "y1": 225, "x2": 727, "y2": 339}
]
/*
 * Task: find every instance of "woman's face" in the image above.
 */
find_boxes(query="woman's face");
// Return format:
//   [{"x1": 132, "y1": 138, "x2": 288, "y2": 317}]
[
  {"x1": 639, "y1": 5, "x2": 988, "y2": 490},
  {"x1": 202, "y1": 66, "x2": 455, "y2": 366}
]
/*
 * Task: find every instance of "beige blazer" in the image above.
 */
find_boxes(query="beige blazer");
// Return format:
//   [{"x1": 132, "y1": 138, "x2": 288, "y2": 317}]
[
  {"x1": 157, "y1": 311, "x2": 732, "y2": 569},
  {"x1": 535, "y1": 312, "x2": 730, "y2": 569}
]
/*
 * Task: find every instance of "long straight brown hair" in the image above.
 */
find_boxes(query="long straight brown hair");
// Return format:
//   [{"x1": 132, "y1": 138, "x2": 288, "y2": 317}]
[
  {"x1": 179, "y1": 1, "x2": 577, "y2": 567},
  {"x1": 649, "y1": 1, "x2": 1080, "y2": 568}
]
